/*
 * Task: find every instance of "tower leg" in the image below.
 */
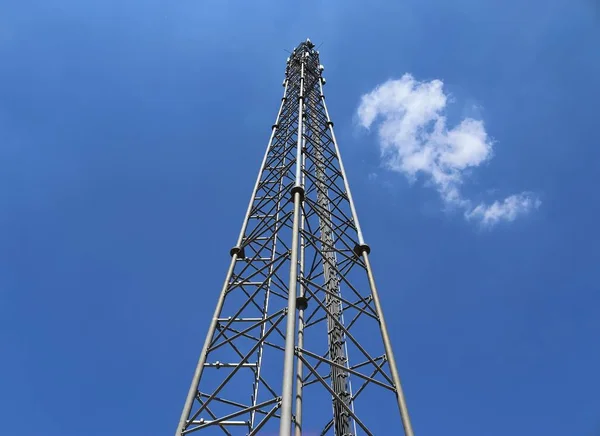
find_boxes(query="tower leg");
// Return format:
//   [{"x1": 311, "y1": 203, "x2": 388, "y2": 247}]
[
  {"x1": 279, "y1": 192, "x2": 302, "y2": 436},
  {"x1": 363, "y1": 252, "x2": 414, "y2": 436}
]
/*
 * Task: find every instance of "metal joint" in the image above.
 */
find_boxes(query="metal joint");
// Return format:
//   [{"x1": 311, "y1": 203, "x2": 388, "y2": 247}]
[
  {"x1": 229, "y1": 246, "x2": 246, "y2": 258},
  {"x1": 290, "y1": 185, "x2": 305, "y2": 202},
  {"x1": 296, "y1": 296, "x2": 308, "y2": 311},
  {"x1": 353, "y1": 243, "x2": 371, "y2": 257}
]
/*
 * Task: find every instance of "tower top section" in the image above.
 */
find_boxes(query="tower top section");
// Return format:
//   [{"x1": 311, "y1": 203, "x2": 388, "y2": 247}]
[{"x1": 285, "y1": 38, "x2": 323, "y2": 80}]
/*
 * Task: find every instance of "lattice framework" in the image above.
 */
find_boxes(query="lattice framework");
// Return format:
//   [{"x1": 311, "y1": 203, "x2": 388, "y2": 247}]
[{"x1": 175, "y1": 39, "x2": 414, "y2": 436}]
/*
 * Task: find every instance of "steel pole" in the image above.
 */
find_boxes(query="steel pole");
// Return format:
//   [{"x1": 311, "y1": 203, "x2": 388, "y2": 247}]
[
  {"x1": 318, "y1": 79, "x2": 366, "y2": 246},
  {"x1": 362, "y1": 252, "x2": 414, "y2": 436},
  {"x1": 279, "y1": 58, "x2": 306, "y2": 436},
  {"x1": 294, "y1": 121, "x2": 307, "y2": 436},
  {"x1": 279, "y1": 192, "x2": 301, "y2": 435}
]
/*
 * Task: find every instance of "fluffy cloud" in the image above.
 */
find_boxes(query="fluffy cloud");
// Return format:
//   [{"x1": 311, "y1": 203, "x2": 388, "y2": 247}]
[
  {"x1": 466, "y1": 193, "x2": 541, "y2": 226},
  {"x1": 357, "y1": 74, "x2": 539, "y2": 227}
]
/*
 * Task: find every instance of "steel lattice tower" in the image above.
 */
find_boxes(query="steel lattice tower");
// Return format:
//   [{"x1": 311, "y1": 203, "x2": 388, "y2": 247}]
[{"x1": 175, "y1": 39, "x2": 414, "y2": 436}]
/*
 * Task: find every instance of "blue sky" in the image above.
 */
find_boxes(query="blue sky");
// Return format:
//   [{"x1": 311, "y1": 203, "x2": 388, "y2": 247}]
[{"x1": 1, "y1": 0, "x2": 599, "y2": 434}]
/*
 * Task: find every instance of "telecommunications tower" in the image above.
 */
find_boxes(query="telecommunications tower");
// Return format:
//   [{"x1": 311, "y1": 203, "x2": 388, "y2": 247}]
[{"x1": 175, "y1": 39, "x2": 414, "y2": 436}]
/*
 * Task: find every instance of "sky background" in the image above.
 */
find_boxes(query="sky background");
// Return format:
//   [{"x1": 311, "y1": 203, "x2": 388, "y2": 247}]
[{"x1": 1, "y1": 0, "x2": 599, "y2": 435}]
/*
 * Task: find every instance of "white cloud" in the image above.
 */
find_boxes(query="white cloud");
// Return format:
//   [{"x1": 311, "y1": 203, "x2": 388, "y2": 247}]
[
  {"x1": 466, "y1": 193, "x2": 541, "y2": 227},
  {"x1": 357, "y1": 74, "x2": 540, "y2": 227}
]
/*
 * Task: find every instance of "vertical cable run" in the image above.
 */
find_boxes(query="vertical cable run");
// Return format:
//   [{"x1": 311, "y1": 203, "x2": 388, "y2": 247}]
[{"x1": 311, "y1": 96, "x2": 353, "y2": 436}]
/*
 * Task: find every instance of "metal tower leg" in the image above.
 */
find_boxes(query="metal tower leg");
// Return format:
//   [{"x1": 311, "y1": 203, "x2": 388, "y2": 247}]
[
  {"x1": 294, "y1": 123, "x2": 308, "y2": 436},
  {"x1": 174, "y1": 81, "x2": 290, "y2": 436},
  {"x1": 279, "y1": 58, "x2": 306, "y2": 436}
]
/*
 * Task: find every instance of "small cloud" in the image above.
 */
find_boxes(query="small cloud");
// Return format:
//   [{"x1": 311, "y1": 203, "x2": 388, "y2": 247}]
[
  {"x1": 466, "y1": 192, "x2": 541, "y2": 227},
  {"x1": 357, "y1": 74, "x2": 540, "y2": 227}
]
